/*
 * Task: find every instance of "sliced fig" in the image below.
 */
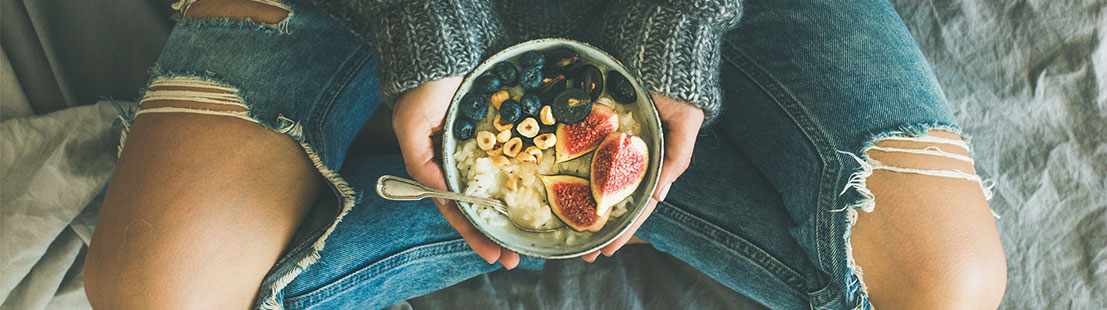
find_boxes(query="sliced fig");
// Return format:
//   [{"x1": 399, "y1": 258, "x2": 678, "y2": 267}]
[
  {"x1": 590, "y1": 132, "x2": 649, "y2": 215},
  {"x1": 554, "y1": 104, "x2": 619, "y2": 163},
  {"x1": 540, "y1": 175, "x2": 610, "y2": 232}
]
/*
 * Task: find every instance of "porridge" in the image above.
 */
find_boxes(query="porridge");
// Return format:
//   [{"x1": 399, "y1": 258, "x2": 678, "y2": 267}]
[{"x1": 452, "y1": 47, "x2": 649, "y2": 240}]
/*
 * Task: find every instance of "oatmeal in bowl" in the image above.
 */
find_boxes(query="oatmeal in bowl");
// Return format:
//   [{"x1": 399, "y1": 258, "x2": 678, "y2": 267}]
[{"x1": 442, "y1": 39, "x2": 662, "y2": 259}]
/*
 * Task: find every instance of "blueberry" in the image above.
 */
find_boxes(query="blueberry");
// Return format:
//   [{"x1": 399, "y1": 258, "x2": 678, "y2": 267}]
[
  {"x1": 499, "y1": 99, "x2": 522, "y2": 123},
  {"x1": 520, "y1": 67, "x2": 543, "y2": 91},
  {"x1": 491, "y1": 62, "x2": 519, "y2": 86},
  {"x1": 472, "y1": 74, "x2": 502, "y2": 94},
  {"x1": 520, "y1": 93, "x2": 541, "y2": 116},
  {"x1": 520, "y1": 51, "x2": 545, "y2": 68},
  {"x1": 459, "y1": 93, "x2": 489, "y2": 121},
  {"x1": 454, "y1": 118, "x2": 476, "y2": 140}
]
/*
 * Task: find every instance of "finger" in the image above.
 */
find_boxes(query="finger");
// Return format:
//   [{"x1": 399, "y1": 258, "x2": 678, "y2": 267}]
[
  {"x1": 601, "y1": 196, "x2": 659, "y2": 256},
  {"x1": 396, "y1": 127, "x2": 502, "y2": 263},
  {"x1": 392, "y1": 77, "x2": 462, "y2": 192},
  {"x1": 651, "y1": 95, "x2": 703, "y2": 200},
  {"x1": 581, "y1": 250, "x2": 602, "y2": 263},
  {"x1": 393, "y1": 77, "x2": 501, "y2": 263},
  {"x1": 499, "y1": 249, "x2": 520, "y2": 270},
  {"x1": 596, "y1": 95, "x2": 702, "y2": 257},
  {"x1": 403, "y1": 151, "x2": 503, "y2": 264},
  {"x1": 395, "y1": 121, "x2": 446, "y2": 191}
]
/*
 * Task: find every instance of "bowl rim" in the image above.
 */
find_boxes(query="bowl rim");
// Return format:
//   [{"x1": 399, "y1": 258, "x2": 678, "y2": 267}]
[{"x1": 441, "y1": 38, "x2": 663, "y2": 259}]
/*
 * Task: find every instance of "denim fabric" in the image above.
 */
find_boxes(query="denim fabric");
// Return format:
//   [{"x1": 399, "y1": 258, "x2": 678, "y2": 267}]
[
  {"x1": 151, "y1": 1, "x2": 379, "y2": 173},
  {"x1": 146, "y1": 0, "x2": 958, "y2": 309}
]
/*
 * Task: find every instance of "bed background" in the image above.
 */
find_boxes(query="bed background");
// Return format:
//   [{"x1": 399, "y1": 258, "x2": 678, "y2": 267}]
[{"x1": 1, "y1": 0, "x2": 1103, "y2": 308}]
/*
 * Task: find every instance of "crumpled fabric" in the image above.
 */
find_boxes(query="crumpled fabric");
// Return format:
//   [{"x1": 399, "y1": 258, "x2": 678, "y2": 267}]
[{"x1": 0, "y1": 100, "x2": 120, "y2": 310}]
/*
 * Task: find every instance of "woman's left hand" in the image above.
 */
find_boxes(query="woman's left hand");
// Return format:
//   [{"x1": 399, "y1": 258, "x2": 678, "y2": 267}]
[{"x1": 581, "y1": 94, "x2": 704, "y2": 262}]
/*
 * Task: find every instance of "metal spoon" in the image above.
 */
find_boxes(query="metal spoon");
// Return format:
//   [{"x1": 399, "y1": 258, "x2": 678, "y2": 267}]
[{"x1": 375, "y1": 175, "x2": 560, "y2": 233}]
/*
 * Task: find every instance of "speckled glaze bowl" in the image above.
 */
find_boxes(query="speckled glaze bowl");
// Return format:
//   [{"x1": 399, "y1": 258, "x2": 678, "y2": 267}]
[{"x1": 442, "y1": 38, "x2": 663, "y2": 259}]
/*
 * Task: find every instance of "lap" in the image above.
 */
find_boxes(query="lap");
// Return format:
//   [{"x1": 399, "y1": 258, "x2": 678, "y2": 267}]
[{"x1": 87, "y1": 0, "x2": 996, "y2": 308}]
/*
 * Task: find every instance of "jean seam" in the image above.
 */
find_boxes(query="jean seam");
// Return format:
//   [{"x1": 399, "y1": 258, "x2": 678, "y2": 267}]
[
  {"x1": 259, "y1": 47, "x2": 374, "y2": 291},
  {"x1": 720, "y1": 40, "x2": 846, "y2": 301},
  {"x1": 283, "y1": 238, "x2": 471, "y2": 307},
  {"x1": 654, "y1": 201, "x2": 806, "y2": 289},
  {"x1": 309, "y1": 44, "x2": 374, "y2": 158}
]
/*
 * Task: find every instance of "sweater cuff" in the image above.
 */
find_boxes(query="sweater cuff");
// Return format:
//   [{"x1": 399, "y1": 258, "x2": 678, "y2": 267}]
[
  {"x1": 596, "y1": 1, "x2": 742, "y2": 124},
  {"x1": 362, "y1": 0, "x2": 504, "y2": 105}
]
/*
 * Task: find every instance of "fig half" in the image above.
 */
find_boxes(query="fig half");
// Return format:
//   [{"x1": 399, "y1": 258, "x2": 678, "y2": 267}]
[
  {"x1": 540, "y1": 175, "x2": 610, "y2": 232},
  {"x1": 554, "y1": 104, "x2": 619, "y2": 163},
  {"x1": 590, "y1": 132, "x2": 649, "y2": 215}
]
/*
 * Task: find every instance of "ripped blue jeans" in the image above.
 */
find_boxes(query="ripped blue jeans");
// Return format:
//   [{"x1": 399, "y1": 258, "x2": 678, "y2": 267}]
[{"x1": 118, "y1": 0, "x2": 986, "y2": 309}]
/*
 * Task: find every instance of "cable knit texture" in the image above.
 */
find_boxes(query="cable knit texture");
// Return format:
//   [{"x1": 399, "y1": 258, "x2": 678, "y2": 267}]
[{"x1": 304, "y1": 0, "x2": 742, "y2": 123}]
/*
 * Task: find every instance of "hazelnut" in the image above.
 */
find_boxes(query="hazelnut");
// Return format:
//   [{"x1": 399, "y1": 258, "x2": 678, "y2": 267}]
[
  {"x1": 517, "y1": 117, "x2": 540, "y2": 138},
  {"x1": 533, "y1": 133, "x2": 556, "y2": 150},
  {"x1": 476, "y1": 131, "x2": 496, "y2": 150},
  {"x1": 490, "y1": 155, "x2": 511, "y2": 166},
  {"x1": 503, "y1": 137, "x2": 523, "y2": 157},
  {"x1": 493, "y1": 114, "x2": 514, "y2": 132},
  {"x1": 496, "y1": 129, "x2": 512, "y2": 143},
  {"x1": 518, "y1": 146, "x2": 543, "y2": 164},
  {"x1": 486, "y1": 146, "x2": 503, "y2": 156},
  {"x1": 540, "y1": 105, "x2": 556, "y2": 125},
  {"x1": 490, "y1": 90, "x2": 510, "y2": 110}
]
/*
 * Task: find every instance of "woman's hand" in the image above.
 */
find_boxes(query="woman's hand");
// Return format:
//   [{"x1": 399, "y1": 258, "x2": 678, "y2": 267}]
[
  {"x1": 580, "y1": 94, "x2": 705, "y2": 262},
  {"x1": 392, "y1": 76, "x2": 521, "y2": 269}
]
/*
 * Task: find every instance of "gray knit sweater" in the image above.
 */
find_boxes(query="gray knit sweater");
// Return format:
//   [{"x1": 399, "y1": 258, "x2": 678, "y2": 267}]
[{"x1": 306, "y1": 0, "x2": 742, "y2": 123}]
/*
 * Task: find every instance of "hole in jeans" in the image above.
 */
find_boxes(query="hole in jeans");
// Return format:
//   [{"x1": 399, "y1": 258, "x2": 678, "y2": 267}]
[
  {"x1": 837, "y1": 129, "x2": 996, "y2": 298},
  {"x1": 176, "y1": 0, "x2": 291, "y2": 26}
]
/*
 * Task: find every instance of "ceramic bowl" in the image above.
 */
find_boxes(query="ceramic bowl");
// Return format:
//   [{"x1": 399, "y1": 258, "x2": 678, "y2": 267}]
[{"x1": 442, "y1": 38, "x2": 663, "y2": 259}]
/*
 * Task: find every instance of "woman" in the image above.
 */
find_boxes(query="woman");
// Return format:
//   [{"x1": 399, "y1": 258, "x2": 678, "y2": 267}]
[{"x1": 83, "y1": 0, "x2": 1007, "y2": 308}]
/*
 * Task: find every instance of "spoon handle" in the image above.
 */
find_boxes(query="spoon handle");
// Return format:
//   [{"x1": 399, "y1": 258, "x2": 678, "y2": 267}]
[{"x1": 375, "y1": 175, "x2": 508, "y2": 209}]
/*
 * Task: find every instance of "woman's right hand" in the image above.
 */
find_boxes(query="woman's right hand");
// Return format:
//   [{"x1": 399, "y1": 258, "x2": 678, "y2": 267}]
[{"x1": 392, "y1": 76, "x2": 521, "y2": 269}]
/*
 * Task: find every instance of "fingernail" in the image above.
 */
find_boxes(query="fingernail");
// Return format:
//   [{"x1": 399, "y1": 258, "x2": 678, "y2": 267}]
[
  {"x1": 432, "y1": 198, "x2": 447, "y2": 207},
  {"x1": 658, "y1": 183, "x2": 672, "y2": 201}
]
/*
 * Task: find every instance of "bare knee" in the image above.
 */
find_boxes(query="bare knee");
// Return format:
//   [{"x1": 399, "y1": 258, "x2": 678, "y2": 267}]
[
  {"x1": 861, "y1": 247, "x2": 1007, "y2": 309},
  {"x1": 87, "y1": 97, "x2": 322, "y2": 307},
  {"x1": 849, "y1": 130, "x2": 1007, "y2": 308},
  {"x1": 179, "y1": 0, "x2": 291, "y2": 25}
]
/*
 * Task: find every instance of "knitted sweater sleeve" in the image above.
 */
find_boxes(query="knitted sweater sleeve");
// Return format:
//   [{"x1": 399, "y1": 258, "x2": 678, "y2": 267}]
[
  {"x1": 595, "y1": 0, "x2": 743, "y2": 124},
  {"x1": 309, "y1": 0, "x2": 504, "y2": 104}
]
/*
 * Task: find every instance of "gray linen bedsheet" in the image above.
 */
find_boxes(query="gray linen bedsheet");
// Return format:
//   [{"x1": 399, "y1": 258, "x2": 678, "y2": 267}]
[{"x1": 1, "y1": 0, "x2": 1104, "y2": 308}]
